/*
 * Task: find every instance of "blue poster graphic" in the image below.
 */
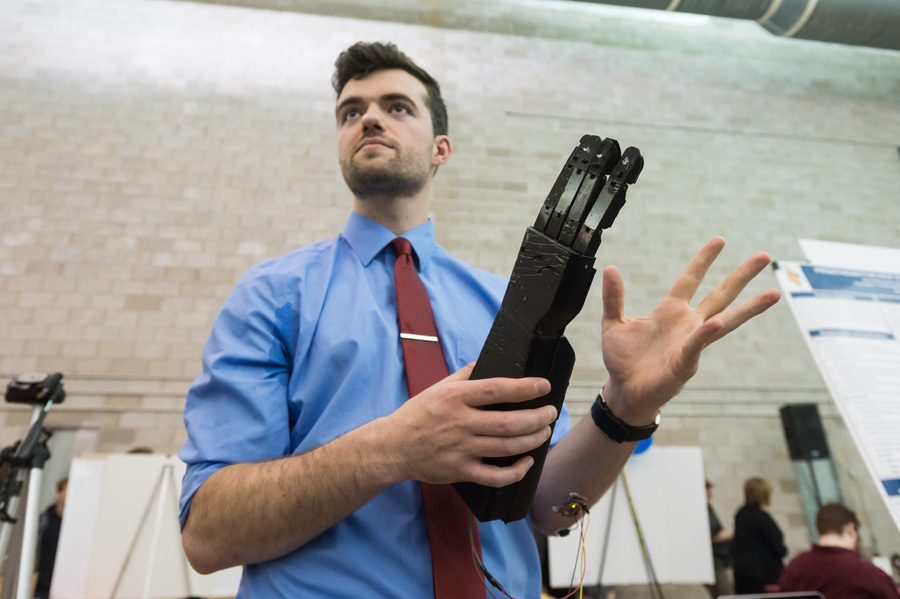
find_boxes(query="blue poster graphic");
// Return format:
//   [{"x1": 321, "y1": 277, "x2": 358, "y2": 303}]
[{"x1": 801, "y1": 265, "x2": 900, "y2": 298}]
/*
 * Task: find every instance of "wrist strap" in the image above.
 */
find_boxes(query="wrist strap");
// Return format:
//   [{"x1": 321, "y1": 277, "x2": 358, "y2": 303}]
[{"x1": 590, "y1": 387, "x2": 660, "y2": 443}]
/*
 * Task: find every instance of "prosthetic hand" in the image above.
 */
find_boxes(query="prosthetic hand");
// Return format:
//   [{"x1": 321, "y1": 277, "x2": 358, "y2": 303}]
[{"x1": 454, "y1": 134, "x2": 643, "y2": 523}]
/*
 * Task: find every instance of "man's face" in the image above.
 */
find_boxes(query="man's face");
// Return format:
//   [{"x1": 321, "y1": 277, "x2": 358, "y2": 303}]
[
  {"x1": 847, "y1": 522, "x2": 859, "y2": 550},
  {"x1": 336, "y1": 69, "x2": 444, "y2": 200},
  {"x1": 57, "y1": 481, "x2": 67, "y2": 511}
]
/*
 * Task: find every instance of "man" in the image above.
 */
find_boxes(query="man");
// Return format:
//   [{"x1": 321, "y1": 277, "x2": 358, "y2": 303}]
[
  {"x1": 780, "y1": 503, "x2": 900, "y2": 598},
  {"x1": 34, "y1": 478, "x2": 67, "y2": 599},
  {"x1": 706, "y1": 480, "x2": 734, "y2": 597},
  {"x1": 179, "y1": 41, "x2": 781, "y2": 598}
]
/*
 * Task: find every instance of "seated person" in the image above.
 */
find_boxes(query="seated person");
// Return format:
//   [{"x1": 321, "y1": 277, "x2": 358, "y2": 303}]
[{"x1": 780, "y1": 502, "x2": 900, "y2": 598}]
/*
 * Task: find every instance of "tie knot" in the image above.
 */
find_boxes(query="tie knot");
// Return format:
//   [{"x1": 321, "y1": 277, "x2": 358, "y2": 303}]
[{"x1": 391, "y1": 237, "x2": 413, "y2": 257}]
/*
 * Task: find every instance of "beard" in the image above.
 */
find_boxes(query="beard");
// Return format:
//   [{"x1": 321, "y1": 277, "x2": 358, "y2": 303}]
[{"x1": 341, "y1": 146, "x2": 430, "y2": 201}]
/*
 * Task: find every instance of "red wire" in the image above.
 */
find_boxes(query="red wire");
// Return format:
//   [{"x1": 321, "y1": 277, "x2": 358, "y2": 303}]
[{"x1": 557, "y1": 507, "x2": 588, "y2": 599}]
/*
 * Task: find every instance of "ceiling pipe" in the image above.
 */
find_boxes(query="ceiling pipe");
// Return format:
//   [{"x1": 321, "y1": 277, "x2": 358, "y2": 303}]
[{"x1": 570, "y1": 0, "x2": 900, "y2": 51}]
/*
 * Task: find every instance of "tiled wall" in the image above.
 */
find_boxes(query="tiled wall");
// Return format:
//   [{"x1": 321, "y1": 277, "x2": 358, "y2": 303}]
[{"x1": 2, "y1": 0, "x2": 899, "y2": 584}]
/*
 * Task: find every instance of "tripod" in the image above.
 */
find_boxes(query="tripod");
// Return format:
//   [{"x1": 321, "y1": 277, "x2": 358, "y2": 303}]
[
  {"x1": 0, "y1": 402, "x2": 54, "y2": 599},
  {"x1": 0, "y1": 374, "x2": 64, "y2": 599}
]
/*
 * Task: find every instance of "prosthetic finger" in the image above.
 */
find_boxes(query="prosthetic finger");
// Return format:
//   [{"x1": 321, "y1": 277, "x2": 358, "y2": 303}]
[
  {"x1": 572, "y1": 146, "x2": 643, "y2": 256},
  {"x1": 558, "y1": 137, "x2": 621, "y2": 247}
]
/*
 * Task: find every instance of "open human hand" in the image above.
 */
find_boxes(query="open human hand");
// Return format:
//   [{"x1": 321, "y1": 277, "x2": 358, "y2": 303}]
[{"x1": 600, "y1": 236, "x2": 781, "y2": 425}]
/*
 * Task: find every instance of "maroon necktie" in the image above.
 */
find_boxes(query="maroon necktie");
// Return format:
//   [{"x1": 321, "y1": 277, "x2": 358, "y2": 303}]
[{"x1": 391, "y1": 237, "x2": 484, "y2": 599}]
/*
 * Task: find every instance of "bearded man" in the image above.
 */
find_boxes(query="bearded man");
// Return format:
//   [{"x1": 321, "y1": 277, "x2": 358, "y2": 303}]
[{"x1": 179, "y1": 41, "x2": 780, "y2": 598}]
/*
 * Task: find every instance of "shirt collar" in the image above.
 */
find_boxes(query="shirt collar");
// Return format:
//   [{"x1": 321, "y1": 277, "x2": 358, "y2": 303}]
[
  {"x1": 341, "y1": 211, "x2": 437, "y2": 271},
  {"x1": 812, "y1": 544, "x2": 855, "y2": 554}
]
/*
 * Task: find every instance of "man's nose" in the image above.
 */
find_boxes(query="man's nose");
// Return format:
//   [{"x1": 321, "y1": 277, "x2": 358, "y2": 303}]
[{"x1": 361, "y1": 106, "x2": 384, "y2": 132}]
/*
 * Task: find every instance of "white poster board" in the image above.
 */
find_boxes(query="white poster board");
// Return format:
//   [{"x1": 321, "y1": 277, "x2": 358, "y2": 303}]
[
  {"x1": 799, "y1": 239, "x2": 900, "y2": 275},
  {"x1": 774, "y1": 250, "x2": 900, "y2": 534},
  {"x1": 548, "y1": 446, "x2": 713, "y2": 587},
  {"x1": 52, "y1": 454, "x2": 241, "y2": 599}
]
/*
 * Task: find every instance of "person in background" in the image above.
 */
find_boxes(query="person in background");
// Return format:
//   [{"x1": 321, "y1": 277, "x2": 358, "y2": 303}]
[
  {"x1": 779, "y1": 502, "x2": 900, "y2": 598},
  {"x1": 705, "y1": 480, "x2": 734, "y2": 597},
  {"x1": 34, "y1": 477, "x2": 67, "y2": 599},
  {"x1": 730, "y1": 477, "x2": 786, "y2": 593}
]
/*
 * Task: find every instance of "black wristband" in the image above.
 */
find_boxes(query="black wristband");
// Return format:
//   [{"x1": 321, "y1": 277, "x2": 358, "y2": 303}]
[{"x1": 590, "y1": 388, "x2": 660, "y2": 443}]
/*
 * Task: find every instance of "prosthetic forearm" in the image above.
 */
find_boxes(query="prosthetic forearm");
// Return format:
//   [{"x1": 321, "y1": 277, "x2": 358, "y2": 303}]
[{"x1": 454, "y1": 134, "x2": 643, "y2": 523}]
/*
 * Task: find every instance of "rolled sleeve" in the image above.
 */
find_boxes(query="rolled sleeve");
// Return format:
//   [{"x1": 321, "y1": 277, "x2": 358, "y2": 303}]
[{"x1": 179, "y1": 265, "x2": 295, "y2": 528}]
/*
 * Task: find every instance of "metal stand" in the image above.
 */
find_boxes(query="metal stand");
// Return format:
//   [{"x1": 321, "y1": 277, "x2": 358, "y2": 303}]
[
  {"x1": 108, "y1": 458, "x2": 193, "y2": 599},
  {"x1": 806, "y1": 455, "x2": 823, "y2": 508},
  {"x1": 0, "y1": 403, "x2": 54, "y2": 599},
  {"x1": 620, "y1": 471, "x2": 665, "y2": 599}
]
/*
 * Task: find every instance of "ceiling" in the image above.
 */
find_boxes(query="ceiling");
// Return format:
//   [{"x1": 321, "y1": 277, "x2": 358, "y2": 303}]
[{"x1": 570, "y1": 0, "x2": 900, "y2": 51}]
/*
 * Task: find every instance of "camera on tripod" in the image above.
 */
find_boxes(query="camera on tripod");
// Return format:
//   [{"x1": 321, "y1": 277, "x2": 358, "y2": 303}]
[
  {"x1": 1, "y1": 372, "x2": 65, "y2": 521},
  {"x1": 0, "y1": 372, "x2": 65, "y2": 599},
  {"x1": 6, "y1": 372, "x2": 66, "y2": 406}
]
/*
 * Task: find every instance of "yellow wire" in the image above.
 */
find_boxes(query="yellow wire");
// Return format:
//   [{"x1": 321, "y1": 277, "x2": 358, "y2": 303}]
[
  {"x1": 579, "y1": 510, "x2": 591, "y2": 599},
  {"x1": 559, "y1": 506, "x2": 592, "y2": 599}
]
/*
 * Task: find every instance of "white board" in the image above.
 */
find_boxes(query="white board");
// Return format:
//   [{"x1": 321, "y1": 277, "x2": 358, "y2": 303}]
[
  {"x1": 775, "y1": 255, "x2": 900, "y2": 535},
  {"x1": 51, "y1": 454, "x2": 241, "y2": 599},
  {"x1": 799, "y1": 239, "x2": 900, "y2": 275},
  {"x1": 548, "y1": 446, "x2": 713, "y2": 587},
  {"x1": 51, "y1": 458, "x2": 106, "y2": 595}
]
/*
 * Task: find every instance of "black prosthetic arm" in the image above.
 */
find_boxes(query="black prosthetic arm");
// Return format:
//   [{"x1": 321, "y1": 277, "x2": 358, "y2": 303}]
[{"x1": 453, "y1": 134, "x2": 643, "y2": 523}]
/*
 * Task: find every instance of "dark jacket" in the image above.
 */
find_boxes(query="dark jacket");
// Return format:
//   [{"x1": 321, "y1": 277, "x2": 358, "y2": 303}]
[
  {"x1": 708, "y1": 503, "x2": 731, "y2": 569},
  {"x1": 731, "y1": 503, "x2": 787, "y2": 584},
  {"x1": 35, "y1": 503, "x2": 62, "y2": 598}
]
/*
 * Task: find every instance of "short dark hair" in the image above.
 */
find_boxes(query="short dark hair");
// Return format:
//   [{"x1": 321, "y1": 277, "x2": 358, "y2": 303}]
[
  {"x1": 816, "y1": 503, "x2": 859, "y2": 536},
  {"x1": 332, "y1": 42, "x2": 448, "y2": 137}
]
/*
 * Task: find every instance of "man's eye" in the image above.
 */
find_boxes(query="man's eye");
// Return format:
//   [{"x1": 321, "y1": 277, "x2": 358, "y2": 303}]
[
  {"x1": 391, "y1": 105, "x2": 409, "y2": 114},
  {"x1": 344, "y1": 109, "x2": 360, "y2": 121}
]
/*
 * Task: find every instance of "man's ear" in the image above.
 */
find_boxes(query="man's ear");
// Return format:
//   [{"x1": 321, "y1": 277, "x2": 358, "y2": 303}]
[{"x1": 432, "y1": 135, "x2": 452, "y2": 167}]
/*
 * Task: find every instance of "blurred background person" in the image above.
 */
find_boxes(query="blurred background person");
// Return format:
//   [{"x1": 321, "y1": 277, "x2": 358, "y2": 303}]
[
  {"x1": 780, "y1": 502, "x2": 900, "y2": 598},
  {"x1": 706, "y1": 480, "x2": 734, "y2": 597},
  {"x1": 731, "y1": 477, "x2": 786, "y2": 593},
  {"x1": 34, "y1": 477, "x2": 67, "y2": 599}
]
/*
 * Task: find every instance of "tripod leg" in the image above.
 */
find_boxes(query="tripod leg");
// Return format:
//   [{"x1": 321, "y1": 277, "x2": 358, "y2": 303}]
[
  {"x1": 0, "y1": 491, "x2": 25, "y2": 599},
  {"x1": 0, "y1": 406, "x2": 46, "y2": 599},
  {"x1": 0, "y1": 406, "x2": 43, "y2": 566},
  {"x1": 110, "y1": 466, "x2": 165, "y2": 599},
  {"x1": 0, "y1": 497, "x2": 21, "y2": 575},
  {"x1": 15, "y1": 468, "x2": 43, "y2": 599},
  {"x1": 141, "y1": 463, "x2": 173, "y2": 599}
]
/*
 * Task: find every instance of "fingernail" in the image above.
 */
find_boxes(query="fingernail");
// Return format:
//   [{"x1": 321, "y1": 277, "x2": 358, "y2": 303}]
[
  {"x1": 548, "y1": 406, "x2": 557, "y2": 422},
  {"x1": 525, "y1": 456, "x2": 535, "y2": 469},
  {"x1": 535, "y1": 379, "x2": 551, "y2": 395}
]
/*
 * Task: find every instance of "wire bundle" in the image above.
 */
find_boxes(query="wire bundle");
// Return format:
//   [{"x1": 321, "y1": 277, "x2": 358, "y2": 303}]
[{"x1": 468, "y1": 507, "x2": 590, "y2": 599}]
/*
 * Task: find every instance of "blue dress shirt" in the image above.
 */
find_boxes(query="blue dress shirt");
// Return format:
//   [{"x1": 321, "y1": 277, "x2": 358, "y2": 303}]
[{"x1": 179, "y1": 211, "x2": 571, "y2": 598}]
